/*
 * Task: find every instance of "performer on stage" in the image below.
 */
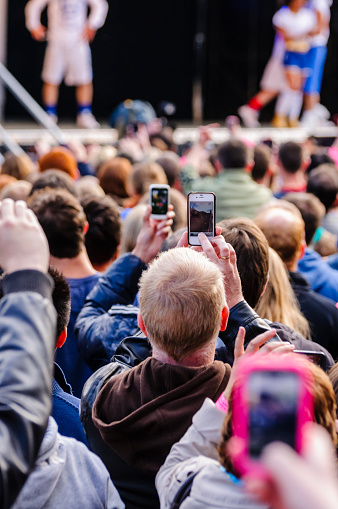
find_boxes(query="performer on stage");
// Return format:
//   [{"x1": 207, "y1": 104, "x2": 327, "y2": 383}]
[{"x1": 25, "y1": 0, "x2": 108, "y2": 128}]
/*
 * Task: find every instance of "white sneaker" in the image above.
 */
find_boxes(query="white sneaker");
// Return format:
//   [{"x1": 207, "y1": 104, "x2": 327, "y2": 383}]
[
  {"x1": 76, "y1": 112, "x2": 100, "y2": 129},
  {"x1": 314, "y1": 103, "x2": 330, "y2": 120},
  {"x1": 238, "y1": 105, "x2": 261, "y2": 128}
]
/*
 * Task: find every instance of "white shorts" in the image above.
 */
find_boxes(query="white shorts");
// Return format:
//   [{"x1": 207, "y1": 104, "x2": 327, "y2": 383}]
[
  {"x1": 42, "y1": 38, "x2": 93, "y2": 86},
  {"x1": 260, "y1": 56, "x2": 288, "y2": 92}
]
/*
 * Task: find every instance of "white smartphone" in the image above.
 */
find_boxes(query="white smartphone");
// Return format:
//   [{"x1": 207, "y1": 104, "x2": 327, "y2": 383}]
[
  {"x1": 149, "y1": 184, "x2": 170, "y2": 219},
  {"x1": 188, "y1": 192, "x2": 216, "y2": 246}
]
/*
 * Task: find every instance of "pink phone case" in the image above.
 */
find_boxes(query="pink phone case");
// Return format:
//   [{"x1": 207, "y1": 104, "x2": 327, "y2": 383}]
[{"x1": 231, "y1": 354, "x2": 314, "y2": 479}]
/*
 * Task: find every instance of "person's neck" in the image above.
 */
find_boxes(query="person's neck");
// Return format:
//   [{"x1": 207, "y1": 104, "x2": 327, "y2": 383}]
[
  {"x1": 152, "y1": 339, "x2": 216, "y2": 367},
  {"x1": 280, "y1": 169, "x2": 306, "y2": 190},
  {"x1": 50, "y1": 248, "x2": 97, "y2": 279}
]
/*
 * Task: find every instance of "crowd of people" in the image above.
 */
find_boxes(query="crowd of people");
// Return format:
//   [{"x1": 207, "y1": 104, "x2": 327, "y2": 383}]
[{"x1": 1, "y1": 116, "x2": 338, "y2": 509}]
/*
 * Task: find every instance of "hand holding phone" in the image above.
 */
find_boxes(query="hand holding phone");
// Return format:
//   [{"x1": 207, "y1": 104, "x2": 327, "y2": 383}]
[
  {"x1": 187, "y1": 192, "x2": 216, "y2": 246},
  {"x1": 230, "y1": 354, "x2": 314, "y2": 479},
  {"x1": 149, "y1": 184, "x2": 170, "y2": 220}
]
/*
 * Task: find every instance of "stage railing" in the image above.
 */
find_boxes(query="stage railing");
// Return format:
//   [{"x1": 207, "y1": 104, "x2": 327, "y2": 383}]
[{"x1": 0, "y1": 62, "x2": 66, "y2": 146}]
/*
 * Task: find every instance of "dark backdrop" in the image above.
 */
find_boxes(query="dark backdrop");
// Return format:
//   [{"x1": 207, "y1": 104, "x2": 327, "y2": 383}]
[{"x1": 5, "y1": 0, "x2": 338, "y2": 122}]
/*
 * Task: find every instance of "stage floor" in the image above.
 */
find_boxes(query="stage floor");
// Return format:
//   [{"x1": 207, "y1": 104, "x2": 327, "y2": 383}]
[{"x1": 1, "y1": 121, "x2": 338, "y2": 147}]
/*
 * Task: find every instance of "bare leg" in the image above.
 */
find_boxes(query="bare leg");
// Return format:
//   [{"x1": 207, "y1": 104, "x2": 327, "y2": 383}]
[
  {"x1": 75, "y1": 83, "x2": 93, "y2": 106},
  {"x1": 303, "y1": 93, "x2": 320, "y2": 111},
  {"x1": 254, "y1": 89, "x2": 279, "y2": 107},
  {"x1": 42, "y1": 82, "x2": 59, "y2": 106}
]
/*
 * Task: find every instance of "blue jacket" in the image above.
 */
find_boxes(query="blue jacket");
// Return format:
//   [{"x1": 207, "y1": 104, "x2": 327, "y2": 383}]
[
  {"x1": 75, "y1": 254, "x2": 144, "y2": 372},
  {"x1": 52, "y1": 363, "x2": 87, "y2": 446},
  {"x1": 298, "y1": 248, "x2": 338, "y2": 303}
]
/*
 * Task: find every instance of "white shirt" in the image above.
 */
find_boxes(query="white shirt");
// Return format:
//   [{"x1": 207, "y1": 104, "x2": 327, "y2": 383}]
[
  {"x1": 273, "y1": 6, "x2": 316, "y2": 40},
  {"x1": 25, "y1": 0, "x2": 108, "y2": 41}
]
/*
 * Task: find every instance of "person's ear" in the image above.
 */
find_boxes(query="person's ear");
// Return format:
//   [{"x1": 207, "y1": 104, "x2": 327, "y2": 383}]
[
  {"x1": 83, "y1": 221, "x2": 89, "y2": 235},
  {"x1": 56, "y1": 328, "x2": 67, "y2": 349},
  {"x1": 298, "y1": 240, "x2": 306, "y2": 260},
  {"x1": 220, "y1": 305, "x2": 229, "y2": 331},
  {"x1": 137, "y1": 313, "x2": 147, "y2": 336}
]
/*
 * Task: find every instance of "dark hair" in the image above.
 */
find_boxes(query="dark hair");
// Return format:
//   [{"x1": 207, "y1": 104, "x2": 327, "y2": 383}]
[
  {"x1": 81, "y1": 195, "x2": 121, "y2": 267},
  {"x1": 30, "y1": 169, "x2": 77, "y2": 197},
  {"x1": 307, "y1": 153, "x2": 335, "y2": 174},
  {"x1": 0, "y1": 266, "x2": 70, "y2": 342},
  {"x1": 218, "y1": 217, "x2": 269, "y2": 308},
  {"x1": 27, "y1": 188, "x2": 86, "y2": 258},
  {"x1": 252, "y1": 144, "x2": 271, "y2": 182},
  {"x1": 279, "y1": 142, "x2": 303, "y2": 174},
  {"x1": 307, "y1": 165, "x2": 338, "y2": 212},
  {"x1": 48, "y1": 266, "x2": 71, "y2": 340},
  {"x1": 217, "y1": 140, "x2": 249, "y2": 169},
  {"x1": 283, "y1": 192, "x2": 325, "y2": 245},
  {"x1": 156, "y1": 156, "x2": 180, "y2": 187},
  {"x1": 97, "y1": 157, "x2": 132, "y2": 199}
]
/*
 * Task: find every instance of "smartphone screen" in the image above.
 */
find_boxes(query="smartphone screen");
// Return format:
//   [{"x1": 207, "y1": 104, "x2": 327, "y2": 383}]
[
  {"x1": 150, "y1": 187, "x2": 169, "y2": 216},
  {"x1": 248, "y1": 371, "x2": 299, "y2": 458},
  {"x1": 188, "y1": 193, "x2": 215, "y2": 244}
]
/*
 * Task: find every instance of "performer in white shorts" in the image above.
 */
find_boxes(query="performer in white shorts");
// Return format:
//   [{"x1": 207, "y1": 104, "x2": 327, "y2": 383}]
[
  {"x1": 25, "y1": 0, "x2": 108, "y2": 128},
  {"x1": 238, "y1": 33, "x2": 288, "y2": 128}
]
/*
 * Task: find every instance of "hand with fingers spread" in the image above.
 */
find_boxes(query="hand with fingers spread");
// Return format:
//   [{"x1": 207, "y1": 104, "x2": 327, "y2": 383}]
[
  {"x1": 223, "y1": 326, "x2": 295, "y2": 401},
  {"x1": 0, "y1": 199, "x2": 49, "y2": 274},
  {"x1": 132, "y1": 204, "x2": 175, "y2": 264}
]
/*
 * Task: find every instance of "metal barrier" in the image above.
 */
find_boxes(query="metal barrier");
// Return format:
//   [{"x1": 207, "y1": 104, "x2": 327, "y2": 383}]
[{"x1": 0, "y1": 61, "x2": 66, "y2": 147}]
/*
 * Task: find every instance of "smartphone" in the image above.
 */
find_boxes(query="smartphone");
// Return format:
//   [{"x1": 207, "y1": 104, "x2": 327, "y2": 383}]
[
  {"x1": 149, "y1": 184, "x2": 170, "y2": 220},
  {"x1": 187, "y1": 192, "x2": 216, "y2": 246},
  {"x1": 294, "y1": 350, "x2": 327, "y2": 371},
  {"x1": 231, "y1": 355, "x2": 314, "y2": 478}
]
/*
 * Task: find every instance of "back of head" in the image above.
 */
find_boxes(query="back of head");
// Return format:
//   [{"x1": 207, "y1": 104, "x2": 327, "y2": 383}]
[
  {"x1": 255, "y1": 248, "x2": 310, "y2": 338},
  {"x1": 75, "y1": 176, "x2": 105, "y2": 202},
  {"x1": 30, "y1": 169, "x2": 77, "y2": 197},
  {"x1": 120, "y1": 204, "x2": 148, "y2": 254},
  {"x1": 129, "y1": 161, "x2": 168, "y2": 196},
  {"x1": 307, "y1": 152, "x2": 335, "y2": 174},
  {"x1": 255, "y1": 206, "x2": 305, "y2": 270},
  {"x1": 81, "y1": 195, "x2": 121, "y2": 268},
  {"x1": 98, "y1": 157, "x2": 132, "y2": 199},
  {"x1": 0, "y1": 174, "x2": 17, "y2": 192},
  {"x1": 306, "y1": 164, "x2": 338, "y2": 212},
  {"x1": 1, "y1": 153, "x2": 34, "y2": 180},
  {"x1": 217, "y1": 139, "x2": 249, "y2": 169},
  {"x1": 278, "y1": 141, "x2": 303, "y2": 174},
  {"x1": 283, "y1": 192, "x2": 325, "y2": 245},
  {"x1": 218, "y1": 217, "x2": 269, "y2": 308},
  {"x1": 156, "y1": 153, "x2": 180, "y2": 187},
  {"x1": 38, "y1": 147, "x2": 78, "y2": 180},
  {"x1": 252, "y1": 144, "x2": 271, "y2": 182},
  {"x1": 0, "y1": 180, "x2": 32, "y2": 201},
  {"x1": 48, "y1": 266, "x2": 71, "y2": 341},
  {"x1": 139, "y1": 248, "x2": 225, "y2": 361},
  {"x1": 27, "y1": 188, "x2": 86, "y2": 258}
]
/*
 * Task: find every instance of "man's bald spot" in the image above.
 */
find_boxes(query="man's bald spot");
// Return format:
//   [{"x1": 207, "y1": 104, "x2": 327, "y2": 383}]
[{"x1": 255, "y1": 207, "x2": 305, "y2": 269}]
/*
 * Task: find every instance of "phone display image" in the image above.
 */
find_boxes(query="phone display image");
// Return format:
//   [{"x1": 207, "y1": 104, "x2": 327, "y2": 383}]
[
  {"x1": 149, "y1": 185, "x2": 170, "y2": 219},
  {"x1": 231, "y1": 354, "x2": 314, "y2": 478},
  {"x1": 248, "y1": 371, "x2": 298, "y2": 458},
  {"x1": 188, "y1": 192, "x2": 216, "y2": 245}
]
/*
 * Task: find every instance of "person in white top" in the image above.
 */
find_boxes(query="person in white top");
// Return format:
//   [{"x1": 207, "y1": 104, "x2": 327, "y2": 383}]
[
  {"x1": 272, "y1": 0, "x2": 317, "y2": 126},
  {"x1": 25, "y1": 0, "x2": 108, "y2": 128}
]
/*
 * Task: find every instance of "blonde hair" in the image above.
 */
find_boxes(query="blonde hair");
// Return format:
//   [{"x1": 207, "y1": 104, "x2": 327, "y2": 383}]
[
  {"x1": 218, "y1": 358, "x2": 337, "y2": 475},
  {"x1": 255, "y1": 248, "x2": 311, "y2": 339},
  {"x1": 139, "y1": 248, "x2": 226, "y2": 361}
]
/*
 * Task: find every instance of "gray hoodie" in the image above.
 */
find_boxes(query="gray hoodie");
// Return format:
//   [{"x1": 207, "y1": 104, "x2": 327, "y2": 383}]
[{"x1": 12, "y1": 417, "x2": 124, "y2": 509}]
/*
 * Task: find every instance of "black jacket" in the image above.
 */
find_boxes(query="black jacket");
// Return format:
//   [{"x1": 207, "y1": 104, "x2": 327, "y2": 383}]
[
  {"x1": 0, "y1": 270, "x2": 56, "y2": 508},
  {"x1": 289, "y1": 271, "x2": 338, "y2": 361}
]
